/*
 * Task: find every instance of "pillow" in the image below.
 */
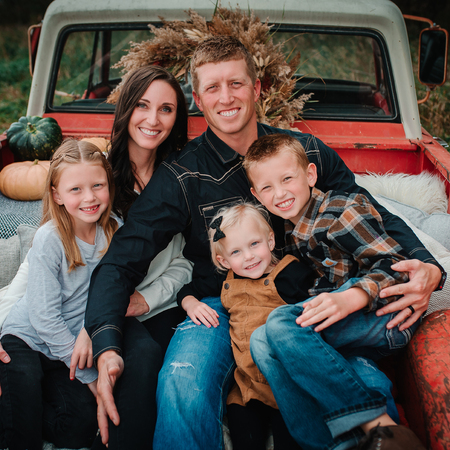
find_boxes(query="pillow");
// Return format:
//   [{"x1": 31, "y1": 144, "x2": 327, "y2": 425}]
[
  {"x1": 355, "y1": 172, "x2": 448, "y2": 214},
  {"x1": 17, "y1": 224, "x2": 38, "y2": 263},
  {"x1": 374, "y1": 195, "x2": 450, "y2": 316},
  {"x1": 0, "y1": 234, "x2": 20, "y2": 289},
  {"x1": 376, "y1": 195, "x2": 450, "y2": 252}
]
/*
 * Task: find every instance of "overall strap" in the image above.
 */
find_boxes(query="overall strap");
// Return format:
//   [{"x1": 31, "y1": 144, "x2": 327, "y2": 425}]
[{"x1": 268, "y1": 255, "x2": 298, "y2": 280}]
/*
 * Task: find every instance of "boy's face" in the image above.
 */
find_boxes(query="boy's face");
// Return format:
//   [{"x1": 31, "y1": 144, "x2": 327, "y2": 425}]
[
  {"x1": 216, "y1": 217, "x2": 275, "y2": 279},
  {"x1": 192, "y1": 58, "x2": 260, "y2": 145},
  {"x1": 250, "y1": 149, "x2": 317, "y2": 224}
]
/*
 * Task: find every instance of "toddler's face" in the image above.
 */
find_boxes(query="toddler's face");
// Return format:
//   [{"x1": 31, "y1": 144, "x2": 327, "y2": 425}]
[
  {"x1": 249, "y1": 149, "x2": 317, "y2": 224},
  {"x1": 216, "y1": 217, "x2": 275, "y2": 279}
]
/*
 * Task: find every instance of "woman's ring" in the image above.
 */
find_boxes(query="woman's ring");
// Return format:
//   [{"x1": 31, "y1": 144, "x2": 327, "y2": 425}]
[{"x1": 408, "y1": 305, "x2": 415, "y2": 314}]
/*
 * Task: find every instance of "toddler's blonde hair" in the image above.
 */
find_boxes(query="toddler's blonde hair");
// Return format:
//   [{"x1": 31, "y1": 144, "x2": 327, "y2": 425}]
[{"x1": 209, "y1": 202, "x2": 278, "y2": 272}]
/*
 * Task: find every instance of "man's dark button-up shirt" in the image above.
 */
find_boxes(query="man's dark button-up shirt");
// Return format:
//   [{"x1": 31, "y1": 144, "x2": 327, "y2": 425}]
[{"x1": 86, "y1": 123, "x2": 441, "y2": 360}]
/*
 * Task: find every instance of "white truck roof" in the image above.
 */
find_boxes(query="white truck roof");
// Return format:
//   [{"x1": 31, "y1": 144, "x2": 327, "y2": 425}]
[{"x1": 28, "y1": 0, "x2": 421, "y2": 139}]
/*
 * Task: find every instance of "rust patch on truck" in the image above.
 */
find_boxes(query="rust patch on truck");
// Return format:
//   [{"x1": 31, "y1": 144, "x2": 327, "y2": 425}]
[{"x1": 354, "y1": 143, "x2": 378, "y2": 149}]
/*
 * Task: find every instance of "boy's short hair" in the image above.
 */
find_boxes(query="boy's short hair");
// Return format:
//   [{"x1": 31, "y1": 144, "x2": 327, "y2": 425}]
[
  {"x1": 209, "y1": 202, "x2": 278, "y2": 271},
  {"x1": 243, "y1": 134, "x2": 310, "y2": 185},
  {"x1": 190, "y1": 36, "x2": 257, "y2": 93}
]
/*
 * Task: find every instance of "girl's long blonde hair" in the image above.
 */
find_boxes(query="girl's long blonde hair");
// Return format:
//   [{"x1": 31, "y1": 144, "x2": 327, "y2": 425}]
[{"x1": 41, "y1": 139, "x2": 118, "y2": 271}]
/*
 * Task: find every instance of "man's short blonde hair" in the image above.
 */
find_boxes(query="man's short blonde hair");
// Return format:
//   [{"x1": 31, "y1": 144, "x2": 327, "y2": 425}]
[
  {"x1": 208, "y1": 202, "x2": 278, "y2": 272},
  {"x1": 243, "y1": 134, "x2": 310, "y2": 186},
  {"x1": 190, "y1": 36, "x2": 257, "y2": 93}
]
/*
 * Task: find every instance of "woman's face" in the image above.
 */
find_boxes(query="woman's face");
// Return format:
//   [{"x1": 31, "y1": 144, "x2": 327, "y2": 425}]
[{"x1": 128, "y1": 79, "x2": 178, "y2": 156}]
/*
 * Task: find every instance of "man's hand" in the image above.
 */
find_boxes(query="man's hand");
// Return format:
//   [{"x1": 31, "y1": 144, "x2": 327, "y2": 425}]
[
  {"x1": 126, "y1": 290, "x2": 150, "y2": 317},
  {"x1": 377, "y1": 260, "x2": 441, "y2": 331},
  {"x1": 182, "y1": 295, "x2": 219, "y2": 328},
  {"x1": 70, "y1": 328, "x2": 93, "y2": 380},
  {"x1": 296, "y1": 287, "x2": 369, "y2": 332},
  {"x1": 96, "y1": 350, "x2": 124, "y2": 446},
  {"x1": 0, "y1": 342, "x2": 11, "y2": 396}
]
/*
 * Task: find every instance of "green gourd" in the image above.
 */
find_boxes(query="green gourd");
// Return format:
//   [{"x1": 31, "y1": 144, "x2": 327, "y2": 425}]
[{"x1": 6, "y1": 116, "x2": 62, "y2": 160}]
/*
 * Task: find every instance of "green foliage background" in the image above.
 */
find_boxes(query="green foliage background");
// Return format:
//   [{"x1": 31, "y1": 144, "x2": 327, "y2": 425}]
[{"x1": 0, "y1": 0, "x2": 448, "y2": 141}]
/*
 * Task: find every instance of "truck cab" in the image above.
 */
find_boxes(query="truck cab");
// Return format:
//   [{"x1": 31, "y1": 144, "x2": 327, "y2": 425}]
[{"x1": 0, "y1": 0, "x2": 449, "y2": 447}]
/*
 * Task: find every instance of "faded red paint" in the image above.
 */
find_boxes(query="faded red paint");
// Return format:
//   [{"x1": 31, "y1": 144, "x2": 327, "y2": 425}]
[{"x1": 396, "y1": 310, "x2": 450, "y2": 449}]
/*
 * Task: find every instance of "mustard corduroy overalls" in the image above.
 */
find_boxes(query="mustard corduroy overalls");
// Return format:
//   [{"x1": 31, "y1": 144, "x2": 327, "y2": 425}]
[{"x1": 221, "y1": 255, "x2": 298, "y2": 409}]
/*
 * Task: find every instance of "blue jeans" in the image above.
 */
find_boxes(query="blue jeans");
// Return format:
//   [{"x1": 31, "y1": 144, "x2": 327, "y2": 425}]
[
  {"x1": 250, "y1": 279, "x2": 420, "y2": 450},
  {"x1": 153, "y1": 297, "x2": 235, "y2": 450}
]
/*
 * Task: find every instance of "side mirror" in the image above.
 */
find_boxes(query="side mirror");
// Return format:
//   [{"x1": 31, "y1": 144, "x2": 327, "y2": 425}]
[{"x1": 418, "y1": 27, "x2": 448, "y2": 87}]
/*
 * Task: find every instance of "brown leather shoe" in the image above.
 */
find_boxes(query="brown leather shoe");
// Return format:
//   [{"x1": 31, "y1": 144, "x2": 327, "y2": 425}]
[{"x1": 357, "y1": 425, "x2": 425, "y2": 449}]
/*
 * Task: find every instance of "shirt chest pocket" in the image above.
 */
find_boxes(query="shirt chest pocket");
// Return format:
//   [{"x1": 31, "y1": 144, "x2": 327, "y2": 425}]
[
  {"x1": 308, "y1": 244, "x2": 349, "y2": 281},
  {"x1": 199, "y1": 197, "x2": 244, "y2": 230}
]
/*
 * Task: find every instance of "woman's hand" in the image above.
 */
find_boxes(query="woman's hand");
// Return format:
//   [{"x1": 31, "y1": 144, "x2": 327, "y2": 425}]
[
  {"x1": 88, "y1": 379, "x2": 98, "y2": 398},
  {"x1": 296, "y1": 287, "x2": 369, "y2": 332},
  {"x1": 70, "y1": 327, "x2": 93, "y2": 380},
  {"x1": 182, "y1": 295, "x2": 219, "y2": 328},
  {"x1": 126, "y1": 290, "x2": 150, "y2": 317},
  {"x1": 377, "y1": 260, "x2": 441, "y2": 331}
]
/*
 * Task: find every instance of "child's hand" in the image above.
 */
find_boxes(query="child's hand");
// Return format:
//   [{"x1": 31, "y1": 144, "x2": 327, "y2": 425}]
[
  {"x1": 70, "y1": 327, "x2": 93, "y2": 380},
  {"x1": 182, "y1": 295, "x2": 219, "y2": 328},
  {"x1": 88, "y1": 379, "x2": 98, "y2": 398},
  {"x1": 296, "y1": 287, "x2": 369, "y2": 332}
]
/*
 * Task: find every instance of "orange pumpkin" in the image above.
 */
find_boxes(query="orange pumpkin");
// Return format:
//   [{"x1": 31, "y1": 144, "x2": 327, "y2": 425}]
[
  {"x1": 0, "y1": 159, "x2": 50, "y2": 201},
  {"x1": 81, "y1": 137, "x2": 110, "y2": 153}
]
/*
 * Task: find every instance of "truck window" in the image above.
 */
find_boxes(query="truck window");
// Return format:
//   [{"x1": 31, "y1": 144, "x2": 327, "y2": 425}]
[
  {"x1": 50, "y1": 26, "x2": 152, "y2": 111},
  {"x1": 49, "y1": 25, "x2": 397, "y2": 122},
  {"x1": 272, "y1": 28, "x2": 397, "y2": 120}
]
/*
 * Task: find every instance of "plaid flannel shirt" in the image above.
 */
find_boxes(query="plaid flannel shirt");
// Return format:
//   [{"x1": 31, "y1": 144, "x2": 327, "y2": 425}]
[{"x1": 285, "y1": 187, "x2": 409, "y2": 311}]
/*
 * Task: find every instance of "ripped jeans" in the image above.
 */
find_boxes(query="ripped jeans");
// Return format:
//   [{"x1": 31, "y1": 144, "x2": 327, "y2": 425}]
[{"x1": 153, "y1": 297, "x2": 235, "y2": 450}]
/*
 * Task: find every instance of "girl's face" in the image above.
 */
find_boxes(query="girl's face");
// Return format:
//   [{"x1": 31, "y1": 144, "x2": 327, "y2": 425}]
[
  {"x1": 128, "y1": 79, "x2": 178, "y2": 156},
  {"x1": 52, "y1": 162, "x2": 110, "y2": 233},
  {"x1": 216, "y1": 216, "x2": 275, "y2": 279}
]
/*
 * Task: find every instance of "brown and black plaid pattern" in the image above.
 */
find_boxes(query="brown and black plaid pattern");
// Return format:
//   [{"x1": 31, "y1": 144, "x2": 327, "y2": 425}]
[{"x1": 285, "y1": 187, "x2": 408, "y2": 311}]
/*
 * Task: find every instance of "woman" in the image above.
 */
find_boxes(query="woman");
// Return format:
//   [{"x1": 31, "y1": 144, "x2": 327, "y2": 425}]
[
  {"x1": 107, "y1": 65, "x2": 190, "y2": 353},
  {"x1": 0, "y1": 65, "x2": 191, "y2": 450}
]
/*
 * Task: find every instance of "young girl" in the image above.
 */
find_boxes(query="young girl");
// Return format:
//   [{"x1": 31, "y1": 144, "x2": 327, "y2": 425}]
[
  {"x1": 0, "y1": 140, "x2": 118, "y2": 450},
  {"x1": 183, "y1": 202, "x2": 310, "y2": 450}
]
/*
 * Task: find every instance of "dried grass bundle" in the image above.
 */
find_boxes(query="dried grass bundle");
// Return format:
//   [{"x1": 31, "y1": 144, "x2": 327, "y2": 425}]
[{"x1": 108, "y1": 5, "x2": 312, "y2": 129}]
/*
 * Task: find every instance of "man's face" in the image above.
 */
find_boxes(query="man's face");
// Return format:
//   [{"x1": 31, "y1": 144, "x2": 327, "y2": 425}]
[{"x1": 193, "y1": 59, "x2": 261, "y2": 145}]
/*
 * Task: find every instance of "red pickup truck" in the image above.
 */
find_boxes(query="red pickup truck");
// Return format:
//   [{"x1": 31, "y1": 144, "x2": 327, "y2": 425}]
[{"x1": 0, "y1": 0, "x2": 449, "y2": 448}]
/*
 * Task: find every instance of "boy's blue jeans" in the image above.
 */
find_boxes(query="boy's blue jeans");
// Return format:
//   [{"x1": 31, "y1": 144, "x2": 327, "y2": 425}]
[
  {"x1": 153, "y1": 289, "x2": 416, "y2": 449},
  {"x1": 250, "y1": 278, "x2": 420, "y2": 450}
]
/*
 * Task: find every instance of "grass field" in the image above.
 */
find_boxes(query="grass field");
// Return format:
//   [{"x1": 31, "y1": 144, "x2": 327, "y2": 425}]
[{"x1": 0, "y1": 25, "x2": 449, "y2": 142}]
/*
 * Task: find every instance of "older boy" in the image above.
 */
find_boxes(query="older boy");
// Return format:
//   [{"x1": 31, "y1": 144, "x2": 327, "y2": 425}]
[
  {"x1": 244, "y1": 133, "x2": 425, "y2": 449},
  {"x1": 82, "y1": 36, "x2": 444, "y2": 449}
]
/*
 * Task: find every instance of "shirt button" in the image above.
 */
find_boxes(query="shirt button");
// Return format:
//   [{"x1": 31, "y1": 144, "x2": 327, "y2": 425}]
[
  {"x1": 224, "y1": 283, "x2": 230, "y2": 289},
  {"x1": 264, "y1": 279, "x2": 270, "y2": 286}
]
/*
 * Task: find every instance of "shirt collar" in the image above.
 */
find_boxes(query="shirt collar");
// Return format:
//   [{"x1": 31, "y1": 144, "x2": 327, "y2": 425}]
[
  {"x1": 204, "y1": 123, "x2": 269, "y2": 164},
  {"x1": 291, "y1": 187, "x2": 325, "y2": 240},
  {"x1": 205, "y1": 127, "x2": 242, "y2": 164}
]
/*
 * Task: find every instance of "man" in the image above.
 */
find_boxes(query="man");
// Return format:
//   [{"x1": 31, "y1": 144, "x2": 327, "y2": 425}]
[{"x1": 84, "y1": 36, "x2": 444, "y2": 449}]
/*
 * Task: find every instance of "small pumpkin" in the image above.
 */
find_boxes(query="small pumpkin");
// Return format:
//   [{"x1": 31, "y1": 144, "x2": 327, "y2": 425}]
[
  {"x1": 0, "y1": 159, "x2": 50, "y2": 201},
  {"x1": 81, "y1": 137, "x2": 110, "y2": 153},
  {"x1": 6, "y1": 116, "x2": 62, "y2": 161}
]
